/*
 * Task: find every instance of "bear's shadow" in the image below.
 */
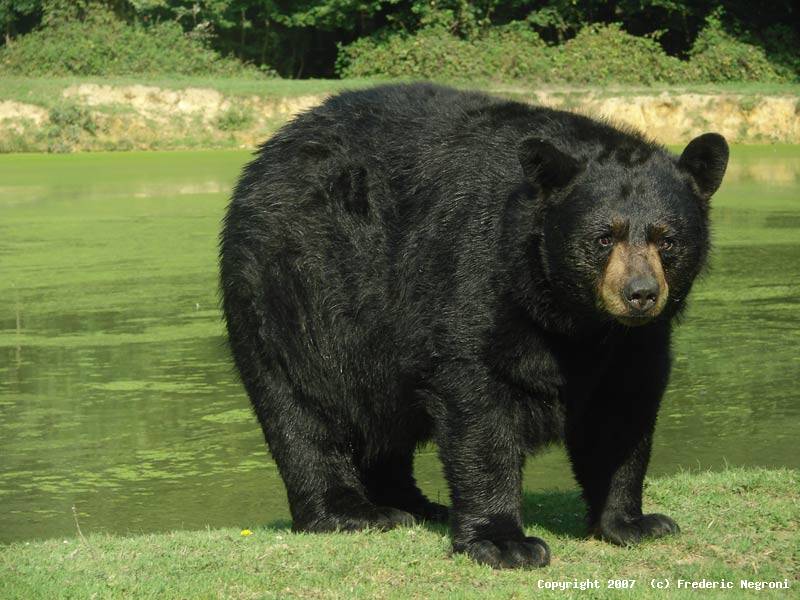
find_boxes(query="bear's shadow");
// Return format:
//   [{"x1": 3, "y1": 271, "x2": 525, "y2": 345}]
[
  {"x1": 261, "y1": 490, "x2": 587, "y2": 540},
  {"x1": 521, "y1": 489, "x2": 587, "y2": 538}
]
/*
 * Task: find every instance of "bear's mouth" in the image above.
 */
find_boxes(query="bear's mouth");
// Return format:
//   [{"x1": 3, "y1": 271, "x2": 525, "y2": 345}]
[
  {"x1": 602, "y1": 299, "x2": 665, "y2": 327},
  {"x1": 612, "y1": 313, "x2": 655, "y2": 327}
]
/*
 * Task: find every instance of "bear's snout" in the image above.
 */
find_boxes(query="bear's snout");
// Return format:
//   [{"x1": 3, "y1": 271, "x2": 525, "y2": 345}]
[
  {"x1": 623, "y1": 275, "x2": 660, "y2": 313},
  {"x1": 599, "y1": 242, "x2": 669, "y2": 325}
]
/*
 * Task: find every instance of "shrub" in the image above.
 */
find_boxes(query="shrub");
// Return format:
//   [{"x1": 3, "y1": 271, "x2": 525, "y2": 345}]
[
  {"x1": 685, "y1": 11, "x2": 793, "y2": 83},
  {"x1": 49, "y1": 104, "x2": 96, "y2": 135},
  {"x1": 755, "y1": 24, "x2": 800, "y2": 79},
  {"x1": 475, "y1": 24, "x2": 552, "y2": 80},
  {"x1": 338, "y1": 16, "x2": 795, "y2": 85},
  {"x1": 0, "y1": 11, "x2": 268, "y2": 77},
  {"x1": 550, "y1": 24, "x2": 686, "y2": 85},
  {"x1": 41, "y1": 103, "x2": 98, "y2": 153},
  {"x1": 338, "y1": 22, "x2": 682, "y2": 84},
  {"x1": 336, "y1": 23, "x2": 550, "y2": 81},
  {"x1": 215, "y1": 106, "x2": 254, "y2": 131},
  {"x1": 337, "y1": 28, "x2": 478, "y2": 79}
]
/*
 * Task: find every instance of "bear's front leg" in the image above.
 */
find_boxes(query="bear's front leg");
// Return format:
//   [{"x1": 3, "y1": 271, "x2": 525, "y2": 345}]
[
  {"x1": 433, "y1": 367, "x2": 550, "y2": 569},
  {"x1": 568, "y1": 423, "x2": 679, "y2": 545},
  {"x1": 566, "y1": 330, "x2": 680, "y2": 546}
]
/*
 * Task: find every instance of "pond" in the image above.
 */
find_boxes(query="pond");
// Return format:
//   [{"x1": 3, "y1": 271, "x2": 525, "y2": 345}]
[{"x1": 1, "y1": 147, "x2": 798, "y2": 544}]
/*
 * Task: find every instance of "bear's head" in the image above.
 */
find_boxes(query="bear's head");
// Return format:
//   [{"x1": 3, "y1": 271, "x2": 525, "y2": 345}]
[{"x1": 518, "y1": 132, "x2": 728, "y2": 328}]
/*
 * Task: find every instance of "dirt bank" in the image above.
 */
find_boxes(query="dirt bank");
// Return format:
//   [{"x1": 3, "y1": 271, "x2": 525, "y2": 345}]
[{"x1": 0, "y1": 82, "x2": 797, "y2": 153}]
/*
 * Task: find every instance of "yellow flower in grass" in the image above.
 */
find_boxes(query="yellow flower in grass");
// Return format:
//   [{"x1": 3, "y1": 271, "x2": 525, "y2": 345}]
[{"x1": 240, "y1": 529, "x2": 253, "y2": 537}]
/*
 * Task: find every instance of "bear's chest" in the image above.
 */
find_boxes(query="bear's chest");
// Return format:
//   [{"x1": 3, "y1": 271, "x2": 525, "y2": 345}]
[
  {"x1": 491, "y1": 331, "x2": 566, "y2": 401},
  {"x1": 501, "y1": 333, "x2": 614, "y2": 403}
]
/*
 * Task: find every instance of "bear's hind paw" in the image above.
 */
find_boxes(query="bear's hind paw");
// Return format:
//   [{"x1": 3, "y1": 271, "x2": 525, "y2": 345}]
[
  {"x1": 298, "y1": 506, "x2": 416, "y2": 533},
  {"x1": 411, "y1": 501, "x2": 449, "y2": 523}
]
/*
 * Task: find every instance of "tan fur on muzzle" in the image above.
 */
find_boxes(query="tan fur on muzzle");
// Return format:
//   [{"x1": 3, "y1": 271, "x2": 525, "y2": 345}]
[{"x1": 598, "y1": 242, "x2": 668, "y2": 324}]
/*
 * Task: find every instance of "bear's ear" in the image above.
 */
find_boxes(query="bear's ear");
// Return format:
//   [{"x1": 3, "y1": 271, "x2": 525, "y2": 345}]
[
  {"x1": 678, "y1": 133, "x2": 729, "y2": 200},
  {"x1": 518, "y1": 137, "x2": 581, "y2": 193}
]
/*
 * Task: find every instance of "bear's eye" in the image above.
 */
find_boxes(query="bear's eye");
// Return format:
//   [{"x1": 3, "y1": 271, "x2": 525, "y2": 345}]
[
  {"x1": 659, "y1": 238, "x2": 675, "y2": 252},
  {"x1": 598, "y1": 235, "x2": 613, "y2": 248}
]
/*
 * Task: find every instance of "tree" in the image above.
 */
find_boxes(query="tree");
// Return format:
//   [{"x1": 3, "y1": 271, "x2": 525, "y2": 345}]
[{"x1": 0, "y1": 0, "x2": 40, "y2": 44}]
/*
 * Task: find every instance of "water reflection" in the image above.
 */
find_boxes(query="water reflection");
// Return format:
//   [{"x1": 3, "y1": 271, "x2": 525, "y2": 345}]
[{"x1": 0, "y1": 148, "x2": 798, "y2": 543}]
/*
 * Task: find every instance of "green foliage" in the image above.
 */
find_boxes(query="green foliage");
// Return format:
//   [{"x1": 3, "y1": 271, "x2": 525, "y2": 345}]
[
  {"x1": 1, "y1": 1, "x2": 797, "y2": 82},
  {"x1": 267, "y1": 0, "x2": 391, "y2": 30},
  {"x1": 43, "y1": 103, "x2": 97, "y2": 152},
  {"x1": 0, "y1": 1, "x2": 39, "y2": 29},
  {"x1": 214, "y1": 104, "x2": 253, "y2": 131},
  {"x1": 552, "y1": 23, "x2": 686, "y2": 84},
  {"x1": 756, "y1": 24, "x2": 800, "y2": 77},
  {"x1": 49, "y1": 103, "x2": 96, "y2": 133},
  {"x1": 337, "y1": 24, "x2": 550, "y2": 80},
  {"x1": 685, "y1": 10, "x2": 791, "y2": 83},
  {"x1": 0, "y1": 9, "x2": 266, "y2": 76},
  {"x1": 339, "y1": 16, "x2": 796, "y2": 85},
  {"x1": 336, "y1": 28, "x2": 469, "y2": 79},
  {"x1": 339, "y1": 22, "x2": 686, "y2": 84},
  {"x1": 41, "y1": 0, "x2": 101, "y2": 25}
]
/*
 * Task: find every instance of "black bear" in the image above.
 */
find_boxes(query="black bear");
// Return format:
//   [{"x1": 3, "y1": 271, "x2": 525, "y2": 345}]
[{"x1": 220, "y1": 83, "x2": 728, "y2": 569}]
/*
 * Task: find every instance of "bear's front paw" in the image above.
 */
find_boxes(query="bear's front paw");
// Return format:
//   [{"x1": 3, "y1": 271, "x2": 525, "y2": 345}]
[
  {"x1": 455, "y1": 536, "x2": 550, "y2": 569},
  {"x1": 597, "y1": 513, "x2": 680, "y2": 546},
  {"x1": 299, "y1": 505, "x2": 416, "y2": 533}
]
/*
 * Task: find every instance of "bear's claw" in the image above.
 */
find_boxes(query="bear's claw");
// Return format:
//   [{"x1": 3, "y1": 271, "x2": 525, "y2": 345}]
[
  {"x1": 597, "y1": 512, "x2": 680, "y2": 546},
  {"x1": 457, "y1": 536, "x2": 550, "y2": 569}
]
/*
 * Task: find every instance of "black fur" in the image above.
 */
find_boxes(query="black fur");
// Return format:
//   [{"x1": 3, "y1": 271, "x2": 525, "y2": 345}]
[{"x1": 219, "y1": 83, "x2": 728, "y2": 569}]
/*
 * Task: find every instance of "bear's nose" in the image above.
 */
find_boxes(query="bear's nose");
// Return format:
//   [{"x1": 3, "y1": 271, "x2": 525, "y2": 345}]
[{"x1": 623, "y1": 276, "x2": 659, "y2": 313}]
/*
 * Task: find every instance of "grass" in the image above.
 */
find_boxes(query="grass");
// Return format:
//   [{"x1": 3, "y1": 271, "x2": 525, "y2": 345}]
[
  {"x1": 1, "y1": 76, "x2": 799, "y2": 108},
  {"x1": 0, "y1": 77, "x2": 381, "y2": 108},
  {"x1": 1, "y1": 468, "x2": 797, "y2": 599}
]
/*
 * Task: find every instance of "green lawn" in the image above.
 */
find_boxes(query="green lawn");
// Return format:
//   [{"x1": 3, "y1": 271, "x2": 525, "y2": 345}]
[
  {"x1": 1, "y1": 468, "x2": 797, "y2": 599},
  {"x1": 1, "y1": 76, "x2": 799, "y2": 109},
  {"x1": 0, "y1": 76, "x2": 378, "y2": 109}
]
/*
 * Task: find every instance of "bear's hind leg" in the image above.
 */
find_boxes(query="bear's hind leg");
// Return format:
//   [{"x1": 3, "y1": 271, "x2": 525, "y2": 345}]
[
  {"x1": 252, "y1": 369, "x2": 415, "y2": 533},
  {"x1": 362, "y1": 449, "x2": 450, "y2": 523}
]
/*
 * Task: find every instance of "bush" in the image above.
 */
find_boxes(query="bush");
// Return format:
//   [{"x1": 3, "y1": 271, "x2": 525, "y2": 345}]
[
  {"x1": 0, "y1": 11, "x2": 269, "y2": 77},
  {"x1": 551, "y1": 24, "x2": 686, "y2": 85},
  {"x1": 338, "y1": 22, "x2": 685, "y2": 85},
  {"x1": 337, "y1": 24, "x2": 550, "y2": 81},
  {"x1": 337, "y1": 28, "x2": 481, "y2": 80},
  {"x1": 475, "y1": 24, "x2": 553, "y2": 80},
  {"x1": 685, "y1": 11, "x2": 792, "y2": 83},
  {"x1": 49, "y1": 104, "x2": 96, "y2": 135},
  {"x1": 215, "y1": 106, "x2": 254, "y2": 131},
  {"x1": 755, "y1": 24, "x2": 800, "y2": 79},
  {"x1": 338, "y1": 17, "x2": 795, "y2": 85},
  {"x1": 41, "y1": 103, "x2": 98, "y2": 153}
]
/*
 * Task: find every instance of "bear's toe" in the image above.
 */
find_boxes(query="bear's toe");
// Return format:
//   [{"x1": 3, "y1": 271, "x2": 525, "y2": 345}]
[
  {"x1": 458, "y1": 536, "x2": 550, "y2": 569},
  {"x1": 375, "y1": 507, "x2": 417, "y2": 530},
  {"x1": 298, "y1": 505, "x2": 416, "y2": 532},
  {"x1": 598, "y1": 513, "x2": 680, "y2": 546}
]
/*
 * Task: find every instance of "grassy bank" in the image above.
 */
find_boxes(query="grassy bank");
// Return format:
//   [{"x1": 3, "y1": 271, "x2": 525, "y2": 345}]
[
  {"x1": 1, "y1": 77, "x2": 799, "y2": 153},
  {"x1": 1, "y1": 468, "x2": 797, "y2": 599},
  {"x1": 2, "y1": 76, "x2": 799, "y2": 106}
]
